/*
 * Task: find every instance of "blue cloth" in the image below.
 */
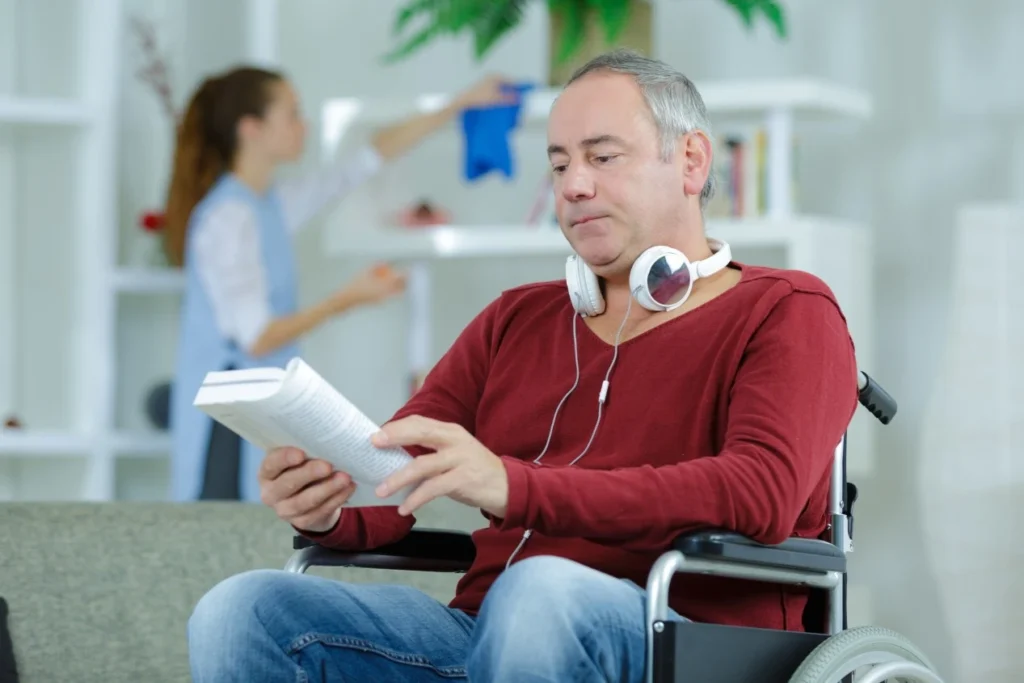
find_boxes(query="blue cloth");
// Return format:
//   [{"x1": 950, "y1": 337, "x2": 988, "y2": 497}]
[
  {"x1": 460, "y1": 83, "x2": 533, "y2": 182},
  {"x1": 187, "y1": 555, "x2": 689, "y2": 681},
  {"x1": 168, "y1": 174, "x2": 300, "y2": 503}
]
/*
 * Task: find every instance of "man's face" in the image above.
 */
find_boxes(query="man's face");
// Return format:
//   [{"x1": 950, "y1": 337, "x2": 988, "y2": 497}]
[{"x1": 547, "y1": 72, "x2": 708, "y2": 277}]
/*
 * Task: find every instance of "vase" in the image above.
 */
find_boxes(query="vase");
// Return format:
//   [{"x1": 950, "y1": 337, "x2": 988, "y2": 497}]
[{"x1": 547, "y1": 0, "x2": 653, "y2": 86}]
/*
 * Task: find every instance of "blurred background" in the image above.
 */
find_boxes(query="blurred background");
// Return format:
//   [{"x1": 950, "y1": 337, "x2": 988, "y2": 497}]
[{"x1": 0, "y1": 1, "x2": 1020, "y2": 681}]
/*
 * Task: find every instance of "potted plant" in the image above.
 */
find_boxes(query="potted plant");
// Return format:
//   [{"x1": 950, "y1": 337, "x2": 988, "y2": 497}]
[{"x1": 383, "y1": 0, "x2": 787, "y2": 85}]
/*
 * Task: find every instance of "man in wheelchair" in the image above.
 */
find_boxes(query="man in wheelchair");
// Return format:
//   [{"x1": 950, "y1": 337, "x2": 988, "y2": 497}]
[{"x1": 187, "y1": 50, "x2": 941, "y2": 683}]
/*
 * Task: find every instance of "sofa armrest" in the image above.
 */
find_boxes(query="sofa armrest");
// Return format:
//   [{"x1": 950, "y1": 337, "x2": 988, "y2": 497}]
[
  {"x1": 288, "y1": 529, "x2": 475, "y2": 573},
  {"x1": 674, "y1": 530, "x2": 846, "y2": 573}
]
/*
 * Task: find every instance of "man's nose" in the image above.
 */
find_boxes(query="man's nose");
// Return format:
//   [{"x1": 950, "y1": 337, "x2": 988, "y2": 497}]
[{"x1": 560, "y1": 164, "x2": 596, "y2": 201}]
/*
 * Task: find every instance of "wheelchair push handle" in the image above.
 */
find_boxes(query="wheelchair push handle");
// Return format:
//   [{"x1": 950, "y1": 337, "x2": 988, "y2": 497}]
[{"x1": 857, "y1": 371, "x2": 897, "y2": 424}]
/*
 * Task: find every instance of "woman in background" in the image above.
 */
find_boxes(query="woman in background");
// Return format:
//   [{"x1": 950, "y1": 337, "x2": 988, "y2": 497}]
[{"x1": 165, "y1": 65, "x2": 512, "y2": 502}]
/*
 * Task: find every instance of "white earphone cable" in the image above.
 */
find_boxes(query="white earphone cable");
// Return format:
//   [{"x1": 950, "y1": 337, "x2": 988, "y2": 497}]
[
  {"x1": 506, "y1": 291, "x2": 635, "y2": 569},
  {"x1": 532, "y1": 299, "x2": 583, "y2": 465}
]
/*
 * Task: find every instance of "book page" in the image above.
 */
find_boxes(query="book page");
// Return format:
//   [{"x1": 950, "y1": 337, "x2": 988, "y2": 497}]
[
  {"x1": 194, "y1": 358, "x2": 415, "y2": 507},
  {"x1": 267, "y1": 360, "x2": 403, "y2": 481}
]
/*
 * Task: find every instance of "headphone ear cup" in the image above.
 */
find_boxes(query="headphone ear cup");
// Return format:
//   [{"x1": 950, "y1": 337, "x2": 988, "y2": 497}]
[
  {"x1": 630, "y1": 247, "x2": 669, "y2": 312},
  {"x1": 630, "y1": 246, "x2": 692, "y2": 312},
  {"x1": 565, "y1": 254, "x2": 605, "y2": 316}
]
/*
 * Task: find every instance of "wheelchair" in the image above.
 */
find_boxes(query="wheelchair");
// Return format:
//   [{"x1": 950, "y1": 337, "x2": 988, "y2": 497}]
[{"x1": 283, "y1": 372, "x2": 945, "y2": 683}]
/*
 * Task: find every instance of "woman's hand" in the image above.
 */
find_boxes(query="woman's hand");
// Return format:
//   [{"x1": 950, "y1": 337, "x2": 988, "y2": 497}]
[
  {"x1": 452, "y1": 75, "x2": 520, "y2": 110},
  {"x1": 334, "y1": 263, "x2": 407, "y2": 309},
  {"x1": 369, "y1": 74, "x2": 519, "y2": 160}
]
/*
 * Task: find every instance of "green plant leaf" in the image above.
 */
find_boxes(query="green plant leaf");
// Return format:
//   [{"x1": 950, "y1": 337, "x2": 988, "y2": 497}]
[
  {"x1": 471, "y1": 0, "x2": 529, "y2": 60},
  {"x1": 439, "y1": 0, "x2": 484, "y2": 31},
  {"x1": 755, "y1": 0, "x2": 787, "y2": 37},
  {"x1": 383, "y1": 0, "x2": 489, "y2": 63},
  {"x1": 381, "y1": 22, "x2": 444, "y2": 63},
  {"x1": 549, "y1": 0, "x2": 587, "y2": 65},
  {"x1": 722, "y1": 0, "x2": 755, "y2": 28},
  {"x1": 391, "y1": 0, "x2": 438, "y2": 36},
  {"x1": 382, "y1": 0, "x2": 789, "y2": 67},
  {"x1": 588, "y1": 0, "x2": 631, "y2": 45}
]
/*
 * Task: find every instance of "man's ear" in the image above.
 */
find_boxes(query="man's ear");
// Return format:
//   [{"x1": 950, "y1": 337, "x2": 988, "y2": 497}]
[{"x1": 681, "y1": 131, "x2": 713, "y2": 199}]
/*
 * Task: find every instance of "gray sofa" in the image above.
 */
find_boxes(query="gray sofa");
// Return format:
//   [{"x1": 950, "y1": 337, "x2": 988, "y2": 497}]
[{"x1": 0, "y1": 500, "x2": 479, "y2": 682}]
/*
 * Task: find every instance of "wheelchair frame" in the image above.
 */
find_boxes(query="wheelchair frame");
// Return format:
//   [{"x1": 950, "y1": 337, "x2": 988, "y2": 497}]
[{"x1": 284, "y1": 372, "x2": 944, "y2": 683}]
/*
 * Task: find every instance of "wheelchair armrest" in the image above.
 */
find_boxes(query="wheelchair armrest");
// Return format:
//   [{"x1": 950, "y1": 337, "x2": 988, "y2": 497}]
[
  {"x1": 290, "y1": 528, "x2": 476, "y2": 573},
  {"x1": 674, "y1": 530, "x2": 846, "y2": 573}
]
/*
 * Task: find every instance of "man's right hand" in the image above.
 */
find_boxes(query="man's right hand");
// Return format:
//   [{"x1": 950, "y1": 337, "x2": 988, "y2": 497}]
[{"x1": 258, "y1": 447, "x2": 355, "y2": 533}]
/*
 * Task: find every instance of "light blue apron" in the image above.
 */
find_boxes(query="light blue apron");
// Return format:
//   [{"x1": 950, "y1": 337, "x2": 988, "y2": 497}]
[{"x1": 168, "y1": 174, "x2": 300, "y2": 502}]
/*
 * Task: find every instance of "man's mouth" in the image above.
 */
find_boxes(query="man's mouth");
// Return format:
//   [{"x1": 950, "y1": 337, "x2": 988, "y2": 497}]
[{"x1": 571, "y1": 215, "x2": 606, "y2": 227}]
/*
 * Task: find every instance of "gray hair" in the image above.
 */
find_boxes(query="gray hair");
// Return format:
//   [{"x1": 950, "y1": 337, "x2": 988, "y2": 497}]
[{"x1": 566, "y1": 49, "x2": 716, "y2": 208}]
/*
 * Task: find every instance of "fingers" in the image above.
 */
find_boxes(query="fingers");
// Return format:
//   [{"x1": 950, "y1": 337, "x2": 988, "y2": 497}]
[
  {"x1": 260, "y1": 446, "x2": 305, "y2": 480},
  {"x1": 290, "y1": 481, "x2": 356, "y2": 533},
  {"x1": 373, "y1": 415, "x2": 464, "y2": 451},
  {"x1": 397, "y1": 469, "x2": 460, "y2": 517},
  {"x1": 377, "y1": 451, "x2": 455, "y2": 499},
  {"x1": 277, "y1": 470, "x2": 351, "y2": 521},
  {"x1": 261, "y1": 459, "x2": 348, "y2": 507}
]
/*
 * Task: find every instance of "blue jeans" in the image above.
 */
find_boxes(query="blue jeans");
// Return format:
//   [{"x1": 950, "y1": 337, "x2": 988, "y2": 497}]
[{"x1": 188, "y1": 555, "x2": 685, "y2": 682}]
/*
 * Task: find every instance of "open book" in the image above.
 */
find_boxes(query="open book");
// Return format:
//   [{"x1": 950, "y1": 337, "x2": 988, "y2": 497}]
[{"x1": 193, "y1": 357, "x2": 415, "y2": 507}]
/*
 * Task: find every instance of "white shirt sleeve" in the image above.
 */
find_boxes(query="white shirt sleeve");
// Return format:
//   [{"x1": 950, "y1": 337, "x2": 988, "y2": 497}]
[
  {"x1": 191, "y1": 200, "x2": 273, "y2": 352},
  {"x1": 277, "y1": 144, "x2": 384, "y2": 234}
]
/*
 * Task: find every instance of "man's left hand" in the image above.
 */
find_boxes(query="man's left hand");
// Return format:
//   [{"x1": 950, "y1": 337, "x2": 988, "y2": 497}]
[{"x1": 372, "y1": 416, "x2": 509, "y2": 518}]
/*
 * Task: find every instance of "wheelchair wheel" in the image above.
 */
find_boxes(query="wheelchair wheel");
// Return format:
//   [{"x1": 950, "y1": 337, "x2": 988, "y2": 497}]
[{"x1": 788, "y1": 625, "x2": 944, "y2": 683}]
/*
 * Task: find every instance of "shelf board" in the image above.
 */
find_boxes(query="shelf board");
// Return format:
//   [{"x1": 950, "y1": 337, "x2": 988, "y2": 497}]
[
  {"x1": 0, "y1": 430, "x2": 93, "y2": 456},
  {"x1": 0, "y1": 96, "x2": 92, "y2": 125},
  {"x1": 694, "y1": 79, "x2": 872, "y2": 119},
  {"x1": 112, "y1": 267, "x2": 185, "y2": 294},
  {"x1": 325, "y1": 216, "x2": 866, "y2": 259},
  {"x1": 321, "y1": 78, "x2": 871, "y2": 145},
  {"x1": 0, "y1": 431, "x2": 172, "y2": 457},
  {"x1": 111, "y1": 432, "x2": 171, "y2": 455}
]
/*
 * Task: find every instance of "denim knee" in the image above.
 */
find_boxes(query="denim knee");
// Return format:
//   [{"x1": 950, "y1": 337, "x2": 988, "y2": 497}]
[
  {"x1": 483, "y1": 555, "x2": 593, "y2": 620},
  {"x1": 188, "y1": 568, "x2": 297, "y2": 680},
  {"x1": 468, "y1": 556, "x2": 650, "y2": 682},
  {"x1": 189, "y1": 569, "x2": 278, "y2": 638}
]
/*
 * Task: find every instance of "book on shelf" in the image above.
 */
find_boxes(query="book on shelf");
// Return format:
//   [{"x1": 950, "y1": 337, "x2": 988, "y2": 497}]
[
  {"x1": 704, "y1": 126, "x2": 799, "y2": 220},
  {"x1": 193, "y1": 357, "x2": 415, "y2": 507}
]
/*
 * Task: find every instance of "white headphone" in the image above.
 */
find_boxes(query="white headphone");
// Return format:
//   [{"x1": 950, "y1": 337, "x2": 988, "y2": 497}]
[{"x1": 564, "y1": 238, "x2": 733, "y2": 317}]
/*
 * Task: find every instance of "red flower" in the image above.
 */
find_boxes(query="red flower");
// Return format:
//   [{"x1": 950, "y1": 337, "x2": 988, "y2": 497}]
[{"x1": 139, "y1": 211, "x2": 166, "y2": 232}]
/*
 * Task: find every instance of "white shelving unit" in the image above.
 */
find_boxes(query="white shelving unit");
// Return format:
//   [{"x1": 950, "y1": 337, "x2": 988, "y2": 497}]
[
  {"x1": 84, "y1": 0, "x2": 276, "y2": 498},
  {"x1": 320, "y1": 80, "x2": 877, "y2": 477},
  {"x1": 0, "y1": 97, "x2": 91, "y2": 125},
  {"x1": 111, "y1": 267, "x2": 185, "y2": 294},
  {"x1": 0, "y1": 0, "x2": 125, "y2": 500}
]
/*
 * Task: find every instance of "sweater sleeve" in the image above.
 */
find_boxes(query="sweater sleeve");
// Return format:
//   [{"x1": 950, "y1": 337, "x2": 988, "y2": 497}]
[
  {"x1": 497, "y1": 290, "x2": 859, "y2": 548},
  {"x1": 299, "y1": 295, "x2": 500, "y2": 550}
]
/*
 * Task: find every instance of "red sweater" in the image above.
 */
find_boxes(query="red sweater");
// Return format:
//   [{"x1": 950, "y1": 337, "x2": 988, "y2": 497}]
[{"x1": 306, "y1": 263, "x2": 858, "y2": 631}]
